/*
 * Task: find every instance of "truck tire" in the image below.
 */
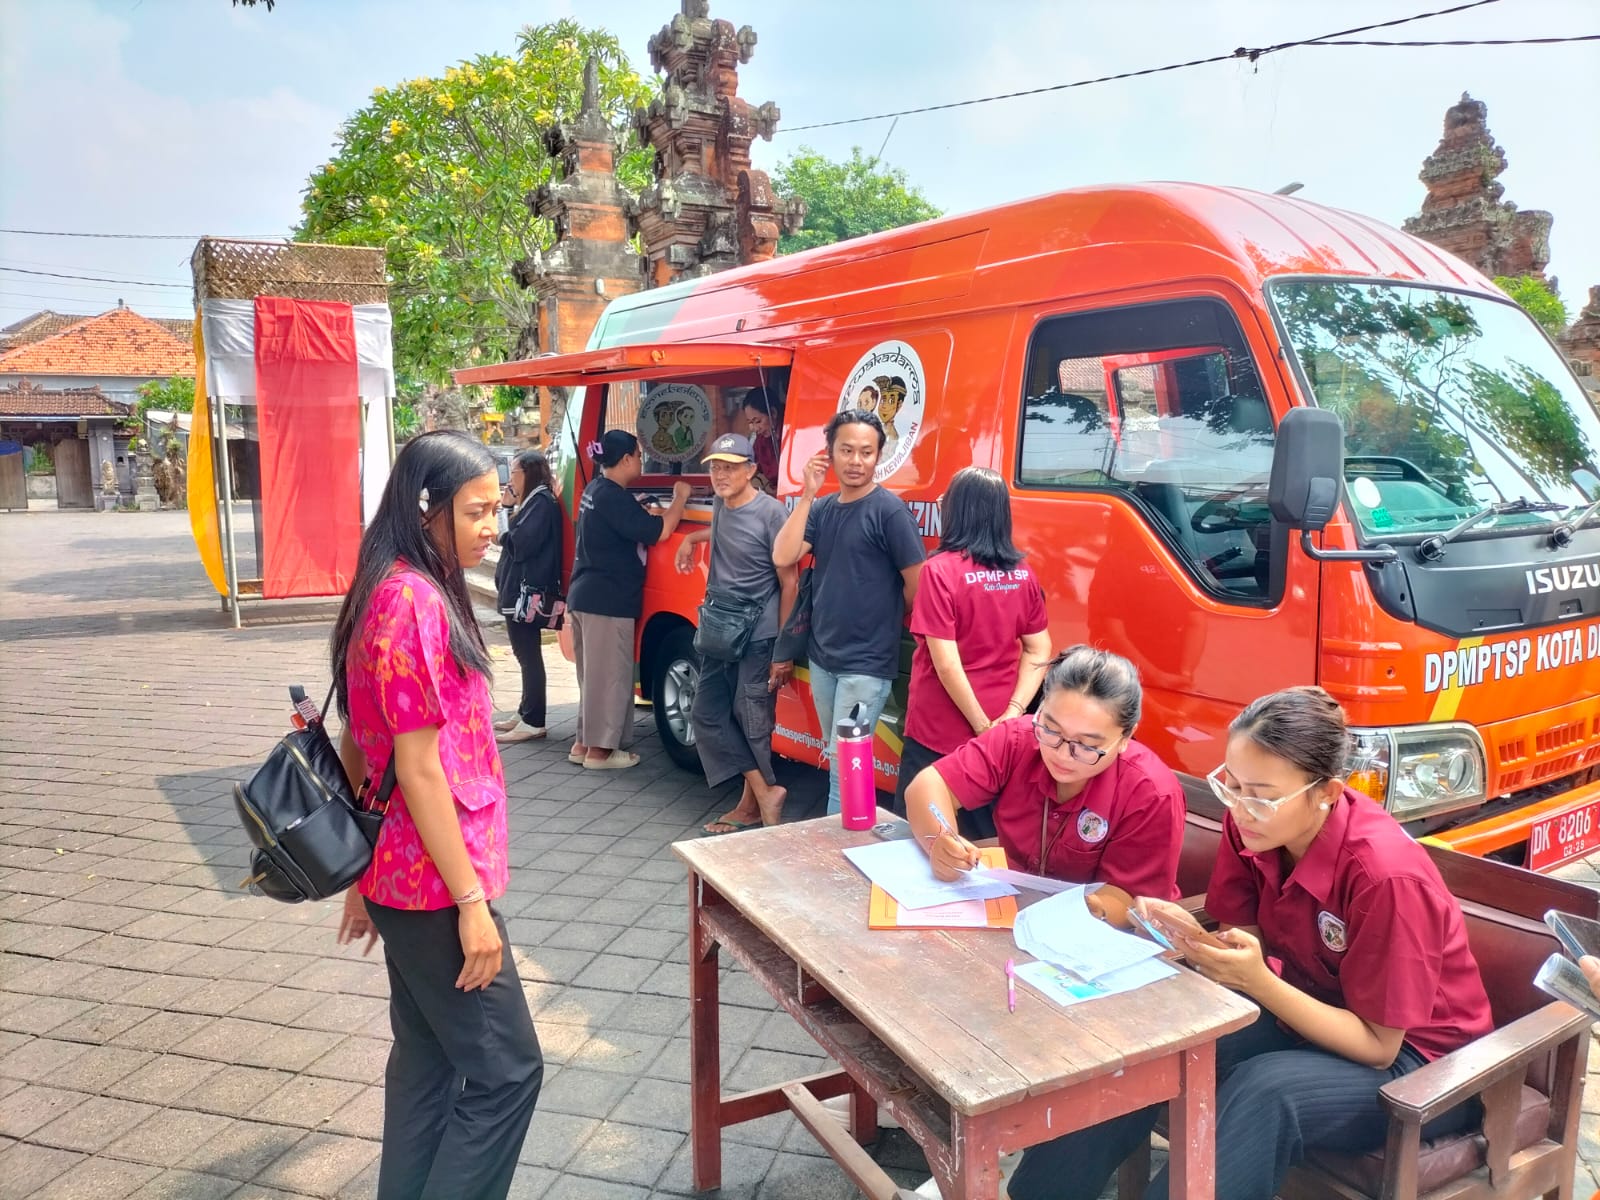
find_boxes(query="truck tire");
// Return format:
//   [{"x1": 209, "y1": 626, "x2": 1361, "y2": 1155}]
[{"x1": 651, "y1": 625, "x2": 703, "y2": 772}]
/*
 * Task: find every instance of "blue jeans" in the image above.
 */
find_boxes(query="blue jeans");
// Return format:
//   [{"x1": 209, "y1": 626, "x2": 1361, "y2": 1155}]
[{"x1": 807, "y1": 663, "x2": 893, "y2": 816}]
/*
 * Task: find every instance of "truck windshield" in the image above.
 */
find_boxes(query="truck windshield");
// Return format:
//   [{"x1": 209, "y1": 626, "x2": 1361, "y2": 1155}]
[{"x1": 1268, "y1": 280, "x2": 1600, "y2": 539}]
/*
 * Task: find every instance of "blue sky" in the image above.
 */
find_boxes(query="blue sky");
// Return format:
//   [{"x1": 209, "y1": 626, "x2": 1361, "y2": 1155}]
[{"x1": 2, "y1": 0, "x2": 1596, "y2": 327}]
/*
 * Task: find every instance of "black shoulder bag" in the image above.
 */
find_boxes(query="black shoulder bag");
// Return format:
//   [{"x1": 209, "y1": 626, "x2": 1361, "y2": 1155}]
[
  {"x1": 692, "y1": 504, "x2": 772, "y2": 662},
  {"x1": 234, "y1": 684, "x2": 395, "y2": 903}
]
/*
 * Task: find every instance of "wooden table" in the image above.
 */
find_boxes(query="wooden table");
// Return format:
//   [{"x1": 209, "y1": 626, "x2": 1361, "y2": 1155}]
[{"x1": 673, "y1": 815, "x2": 1258, "y2": 1200}]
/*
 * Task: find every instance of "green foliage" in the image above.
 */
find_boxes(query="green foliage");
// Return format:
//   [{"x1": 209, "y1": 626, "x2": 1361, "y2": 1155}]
[
  {"x1": 134, "y1": 377, "x2": 196, "y2": 425},
  {"x1": 296, "y1": 21, "x2": 654, "y2": 391},
  {"x1": 25, "y1": 443, "x2": 53, "y2": 475},
  {"x1": 1494, "y1": 275, "x2": 1569, "y2": 338},
  {"x1": 492, "y1": 385, "x2": 528, "y2": 415},
  {"x1": 392, "y1": 401, "x2": 421, "y2": 443},
  {"x1": 772, "y1": 147, "x2": 942, "y2": 255}
]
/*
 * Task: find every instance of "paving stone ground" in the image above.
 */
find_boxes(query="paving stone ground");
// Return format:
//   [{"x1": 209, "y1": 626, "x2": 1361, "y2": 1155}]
[{"x1": 2, "y1": 510, "x2": 1598, "y2": 1200}]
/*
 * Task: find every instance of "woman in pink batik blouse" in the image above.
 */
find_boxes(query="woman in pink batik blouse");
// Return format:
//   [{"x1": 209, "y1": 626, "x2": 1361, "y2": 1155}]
[{"x1": 329, "y1": 430, "x2": 542, "y2": 1200}]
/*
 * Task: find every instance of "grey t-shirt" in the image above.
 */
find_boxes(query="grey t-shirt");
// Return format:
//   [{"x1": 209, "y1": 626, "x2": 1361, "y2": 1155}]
[{"x1": 707, "y1": 492, "x2": 788, "y2": 641}]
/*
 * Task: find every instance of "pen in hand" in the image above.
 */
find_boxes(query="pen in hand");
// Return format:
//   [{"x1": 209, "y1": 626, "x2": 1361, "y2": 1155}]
[{"x1": 926, "y1": 802, "x2": 979, "y2": 871}]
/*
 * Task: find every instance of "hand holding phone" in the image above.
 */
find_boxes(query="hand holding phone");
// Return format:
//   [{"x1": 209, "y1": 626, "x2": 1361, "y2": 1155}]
[
  {"x1": 1545, "y1": 909, "x2": 1600, "y2": 962},
  {"x1": 1535, "y1": 952, "x2": 1600, "y2": 1021}
]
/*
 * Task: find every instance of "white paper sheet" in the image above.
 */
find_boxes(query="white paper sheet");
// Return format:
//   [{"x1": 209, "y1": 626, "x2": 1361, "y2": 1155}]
[
  {"x1": 1012, "y1": 886, "x2": 1166, "y2": 978},
  {"x1": 843, "y1": 839, "x2": 1018, "y2": 911},
  {"x1": 897, "y1": 899, "x2": 990, "y2": 928},
  {"x1": 972, "y1": 866, "x2": 1078, "y2": 895},
  {"x1": 1014, "y1": 956, "x2": 1177, "y2": 1008}
]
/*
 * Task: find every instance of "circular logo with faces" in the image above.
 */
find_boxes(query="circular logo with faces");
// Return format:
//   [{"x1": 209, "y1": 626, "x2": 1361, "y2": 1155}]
[{"x1": 838, "y1": 340, "x2": 926, "y2": 481}]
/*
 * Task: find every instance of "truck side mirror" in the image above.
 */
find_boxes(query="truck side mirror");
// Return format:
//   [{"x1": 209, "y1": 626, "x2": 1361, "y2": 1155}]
[{"x1": 1269, "y1": 408, "x2": 1344, "y2": 532}]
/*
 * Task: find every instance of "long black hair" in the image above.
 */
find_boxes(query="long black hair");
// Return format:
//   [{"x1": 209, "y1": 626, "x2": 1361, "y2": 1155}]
[
  {"x1": 938, "y1": 466, "x2": 1022, "y2": 570},
  {"x1": 1231, "y1": 686, "x2": 1349, "y2": 783},
  {"x1": 1042, "y1": 645, "x2": 1143, "y2": 733},
  {"x1": 512, "y1": 448, "x2": 552, "y2": 495},
  {"x1": 330, "y1": 431, "x2": 496, "y2": 718},
  {"x1": 591, "y1": 429, "x2": 638, "y2": 468}
]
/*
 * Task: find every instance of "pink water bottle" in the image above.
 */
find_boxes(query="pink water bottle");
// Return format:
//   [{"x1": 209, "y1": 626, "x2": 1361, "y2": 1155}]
[{"x1": 837, "y1": 703, "x2": 877, "y2": 830}]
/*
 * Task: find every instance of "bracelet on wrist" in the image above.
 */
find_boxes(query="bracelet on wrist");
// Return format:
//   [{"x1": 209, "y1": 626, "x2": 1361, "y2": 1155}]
[{"x1": 452, "y1": 884, "x2": 486, "y2": 906}]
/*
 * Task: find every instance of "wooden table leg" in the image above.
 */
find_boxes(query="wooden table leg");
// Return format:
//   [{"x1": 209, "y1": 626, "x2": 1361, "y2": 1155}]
[
  {"x1": 849, "y1": 1078, "x2": 877, "y2": 1146},
  {"x1": 689, "y1": 873, "x2": 722, "y2": 1191},
  {"x1": 947, "y1": 1111, "x2": 1004, "y2": 1200},
  {"x1": 1167, "y1": 1041, "x2": 1218, "y2": 1199}
]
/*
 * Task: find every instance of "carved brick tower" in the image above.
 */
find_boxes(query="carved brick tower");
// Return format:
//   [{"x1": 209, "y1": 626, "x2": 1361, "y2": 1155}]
[
  {"x1": 518, "y1": 57, "x2": 644, "y2": 357},
  {"x1": 632, "y1": 0, "x2": 804, "y2": 287},
  {"x1": 1403, "y1": 93, "x2": 1553, "y2": 283},
  {"x1": 513, "y1": 57, "x2": 645, "y2": 438}
]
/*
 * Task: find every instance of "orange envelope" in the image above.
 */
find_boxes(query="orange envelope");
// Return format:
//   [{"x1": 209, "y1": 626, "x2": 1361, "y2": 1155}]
[{"x1": 867, "y1": 846, "x2": 1018, "y2": 930}]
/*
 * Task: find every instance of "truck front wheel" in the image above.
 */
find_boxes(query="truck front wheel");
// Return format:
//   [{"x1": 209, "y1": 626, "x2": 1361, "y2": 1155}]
[{"x1": 650, "y1": 626, "x2": 702, "y2": 772}]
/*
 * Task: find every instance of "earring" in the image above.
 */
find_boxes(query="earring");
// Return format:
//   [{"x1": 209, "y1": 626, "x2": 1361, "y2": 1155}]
[
  {"x1": 1318, "y1": 802, "x2": 1331, "y2": 811},
  {"x1": 419, "y1": 488, "x2": 430, "y2": 514}
]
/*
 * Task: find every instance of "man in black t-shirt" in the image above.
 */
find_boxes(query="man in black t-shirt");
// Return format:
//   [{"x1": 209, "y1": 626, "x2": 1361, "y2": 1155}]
[{"x1": 774, "y1": 409, "x2": 925, "y2": 814}]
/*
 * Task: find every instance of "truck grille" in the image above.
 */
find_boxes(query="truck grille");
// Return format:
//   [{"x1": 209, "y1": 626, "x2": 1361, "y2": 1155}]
[{"x1": 1494, "y1": 702, "x2": 1600, "y2": 792}]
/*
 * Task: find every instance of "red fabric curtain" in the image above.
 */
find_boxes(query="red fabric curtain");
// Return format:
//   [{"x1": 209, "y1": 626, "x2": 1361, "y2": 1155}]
[{"x1": 254, "y1": 297, "x2": 361, "y2": 599}]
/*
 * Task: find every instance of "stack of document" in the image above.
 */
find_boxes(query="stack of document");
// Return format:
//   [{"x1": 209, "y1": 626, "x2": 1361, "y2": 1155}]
[
  {"x1": 842, "y1": 839, "x2": 1018, "y2": 911},
  {"x1": 1011, "y1": 886, "x2": 1176, "y2": 1007}
]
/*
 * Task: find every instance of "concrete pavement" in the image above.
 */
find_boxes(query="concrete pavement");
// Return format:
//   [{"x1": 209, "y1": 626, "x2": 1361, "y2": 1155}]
[{"x1": 2, "y1": 510, "x2": 1597, "y2": 1199}]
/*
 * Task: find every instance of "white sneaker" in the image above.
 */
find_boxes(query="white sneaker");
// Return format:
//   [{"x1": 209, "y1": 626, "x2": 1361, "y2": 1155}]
[
  {"x1": 493, "y1": 715, "x2": 520, "y2": 732},
  {"x1": 496, "y1": 722, "x2": 547, "y2": 744},
  {"x1": 913, "y1": 1149, "x2": 1021, "y2": 1199}
]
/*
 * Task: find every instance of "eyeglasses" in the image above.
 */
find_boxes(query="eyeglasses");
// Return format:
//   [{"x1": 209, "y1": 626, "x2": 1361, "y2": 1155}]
[
  {"x1": 1206, "y1": 764, "x2": 1324, "y2": 822},
  {"x1": 1032, "y1": 719, "x2": 1109, "y2": 765}
]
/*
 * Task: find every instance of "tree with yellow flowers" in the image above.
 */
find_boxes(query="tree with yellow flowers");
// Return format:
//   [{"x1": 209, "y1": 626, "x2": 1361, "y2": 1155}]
[{"x1": 297, "y1": 20, "x2": 653, "y2": 409}]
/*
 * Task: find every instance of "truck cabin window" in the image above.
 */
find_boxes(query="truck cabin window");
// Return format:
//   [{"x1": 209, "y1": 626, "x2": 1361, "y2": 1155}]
[
  {"x1": 1268, "y1": 280, "x2": 1600, "y2": 540},
  {"x1": 1018, "y1": 298, "x2": 1277, "y2": 601},
  {"x1": 599, "y1": 371, "x2": 790, "y2": 495}
]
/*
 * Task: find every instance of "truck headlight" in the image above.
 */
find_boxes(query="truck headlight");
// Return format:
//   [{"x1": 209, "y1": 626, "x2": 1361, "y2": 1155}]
[{"x1": 1346, "y1": 724, "x2": 1487, "y2": 822}]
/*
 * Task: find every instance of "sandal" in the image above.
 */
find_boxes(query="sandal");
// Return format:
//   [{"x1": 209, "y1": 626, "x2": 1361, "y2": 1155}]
[
  {"x1": 700, "y1": 817, "x2": 759, "y2": 837},
  {"x1": 583, "y1": 749, "x2": 640, "y2": 770}
]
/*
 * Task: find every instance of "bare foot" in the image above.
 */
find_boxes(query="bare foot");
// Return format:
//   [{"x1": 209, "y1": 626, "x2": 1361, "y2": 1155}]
[{"x1": 757, "y1": 785, "x2": 788, "y2": 827}]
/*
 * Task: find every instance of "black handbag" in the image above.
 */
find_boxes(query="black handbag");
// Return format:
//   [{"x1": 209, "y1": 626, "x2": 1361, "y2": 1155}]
[
  {"x1": 694, "y1": 587, "x2": 768, "y2": 661},
  {"x1": 234, "y1": 684, "x2": 395, "y2": 903},
  {"x1": 772, "y1": 565, "x2": 813, "y2": 664}
]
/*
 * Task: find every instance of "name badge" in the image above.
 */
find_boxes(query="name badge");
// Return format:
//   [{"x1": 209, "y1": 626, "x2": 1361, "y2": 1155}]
[
  {"x1": 1077, "y1": 810, "x2": 1109, "y2": 845},
  {"x1": 1317, "y1": 910, "x2": 1348, "y2": 953}
]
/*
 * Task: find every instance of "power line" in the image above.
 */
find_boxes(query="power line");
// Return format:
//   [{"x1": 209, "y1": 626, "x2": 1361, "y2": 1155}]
[
  {"x1": 1311, "y1": 34, "x2": 1597, "y2": 47},
  {"x1": 0, "y1": 228, "x2": 284, "y2": 241},
  {"x1": 0, "y1": 266, "x2": 190, "y2": 290},
  {"x1": 779, "y1": 0, "x2": 1510, "y2": 133}
]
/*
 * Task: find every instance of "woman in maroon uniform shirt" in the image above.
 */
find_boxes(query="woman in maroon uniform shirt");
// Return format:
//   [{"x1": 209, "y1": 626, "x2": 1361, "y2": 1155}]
[
  {"x1": 904, "y1": 645, "x2": 1185, "y2": 902},
  {"x1": 894, "y1": 466, "x2": 1052, "y2": 837},
  {"x1": 1006, "y1": 686, "x2": 1494, "y2": 1200}
]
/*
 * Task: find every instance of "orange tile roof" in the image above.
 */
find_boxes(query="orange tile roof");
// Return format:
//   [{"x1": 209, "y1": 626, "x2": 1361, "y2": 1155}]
[
  {"x1": 0, "y1": 380, "x2": 127, "y2": 417},
  {"x1": 0, "y1": 307, "x2": 195, "y2": 379}
]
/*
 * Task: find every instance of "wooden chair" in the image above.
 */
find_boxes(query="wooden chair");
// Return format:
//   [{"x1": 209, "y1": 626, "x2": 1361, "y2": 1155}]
[{"x1": 1117, "y1": 817, "x2": 1596, "y2": 1200}]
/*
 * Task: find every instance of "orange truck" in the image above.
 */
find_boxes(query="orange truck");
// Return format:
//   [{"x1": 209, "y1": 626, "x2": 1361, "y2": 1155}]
[{"x1": 457, "y1": 183, "x2": 1600, "y2": 872}]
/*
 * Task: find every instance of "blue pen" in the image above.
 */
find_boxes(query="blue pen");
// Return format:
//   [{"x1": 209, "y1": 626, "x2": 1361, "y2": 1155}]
[{"x1": 926, "y1": 803, "x2": 978, "y2": 872}]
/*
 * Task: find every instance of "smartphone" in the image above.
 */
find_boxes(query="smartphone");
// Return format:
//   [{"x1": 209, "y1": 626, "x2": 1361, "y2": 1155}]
[
  {"x1": 1534, "y1": 952, "x2": 1600, "y2": 1021},
  {"x1": 1545, "y1": 910, "x2": 1600, "y2": 961},
  {"x1": 1149, "y1": 912, "x2": 1230, "y2": 951},
  {"x1": 870, "y1": 820, "x2": 914, "y2": 842},
  {"x1": 1126, "y1": 909, "x2": 1175, "y2": 952}
]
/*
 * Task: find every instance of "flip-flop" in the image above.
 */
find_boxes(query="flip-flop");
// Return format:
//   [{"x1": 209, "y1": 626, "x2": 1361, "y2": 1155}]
[
  {"x1": 583, "y1": 750, "x2": 640, "y2": 770},
  {"x1": 700, "y1": 818, "x2": 759, "y2": 837}
]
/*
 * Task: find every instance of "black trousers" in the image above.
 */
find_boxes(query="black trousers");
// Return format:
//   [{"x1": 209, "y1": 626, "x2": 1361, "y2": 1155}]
[
  {"x1": 504, "y1": 618, "x2": 547, "y2": 728},
  {"x1": 1006, "y1": 1009, "x2": 1478, "y2": 1200},
  {"x1": 364, "y1": 900, "x2": 543, "y2": 1200},
  {"x1": 691, "y1": 638, "x2": 778, "y2": 790},
  {"x1": 891, "y1": 733, "x2": 998, "y2": 840}
]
